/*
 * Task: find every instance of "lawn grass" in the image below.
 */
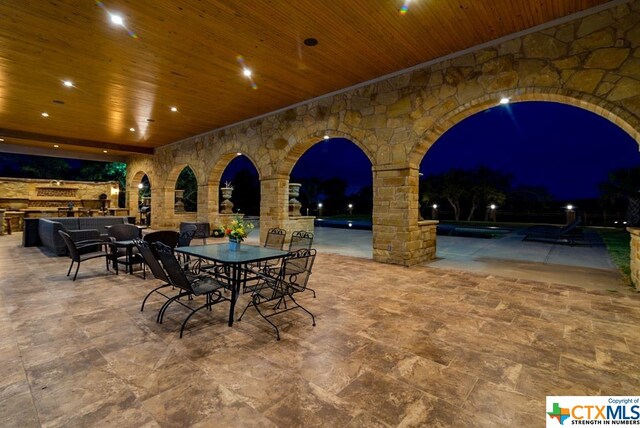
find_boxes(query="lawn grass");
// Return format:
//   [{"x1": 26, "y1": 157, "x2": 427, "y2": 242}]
[{"x1": 594, "y1": 227, "x2": 633, "y2": 287}]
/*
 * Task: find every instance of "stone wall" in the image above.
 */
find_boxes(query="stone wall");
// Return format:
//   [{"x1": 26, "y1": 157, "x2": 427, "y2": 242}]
[
  {"x1": 127, "y1": 1, "x2": 640, "y2": 266},
  {"x1": 0, "y1": 177, "x2": 119, "y2": 211}
]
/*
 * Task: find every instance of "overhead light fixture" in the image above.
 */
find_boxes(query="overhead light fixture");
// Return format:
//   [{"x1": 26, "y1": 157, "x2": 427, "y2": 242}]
[
  {"x1": 170, "y1": 106, "x2": 178, "y2": 112},
  {"x1": 41, "y1": 112, "x2": 49, "y2": 117},
  {"x1": 110, "y1": 14, "x2": 124, "y2": 26},
  {"x1": 53, "y1": 144, "x2": 59, "y2": 148},
  {"x1": 129, "y1": 127, "x2": 135, "y2": 132},
  {"x1": 323, "y1": 135, "x2": 330, "y2": 140},
  {"x1": 499, "y1": 97, "x2": 510, "y2": 104},
  {"x1": 236, "y1": 55, "x2": 258, "y2": 89},
  {"x1": 304, "y1": 38, "x2": 318, "y2": 47}
]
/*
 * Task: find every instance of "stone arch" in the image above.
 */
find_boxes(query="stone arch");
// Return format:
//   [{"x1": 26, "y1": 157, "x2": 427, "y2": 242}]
[
  {"x1": 205, "y1": 151, "x2": 262, "y2": 221},
  {"x1": 409, "y1": 89, "x2": 640, "y2": 167},
  {"x1": 157, "y1": 163, "x2": 202, "y2": 227},
  {"x1": 275, "y1": 129, "x2": 376, "y2": 178}
]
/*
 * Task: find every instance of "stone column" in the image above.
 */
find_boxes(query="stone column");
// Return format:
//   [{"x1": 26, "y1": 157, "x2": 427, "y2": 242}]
[
  {"x1": 260, "y1": 175, "x2": 289, "y2": 245},
  {"x1": 628, "y1": 227, "x2": 639, "y2": 287},
  {"x1": 372, "y1": 165, "x2": 436, "y2": 266}
]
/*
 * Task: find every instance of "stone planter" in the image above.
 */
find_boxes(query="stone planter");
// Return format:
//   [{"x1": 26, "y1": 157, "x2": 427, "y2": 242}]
[
  {"x1": 220, "y1": 187, "x2": 234, "y2": 214},
  {"x1": 175, "y1": 190, "x2": 185, "y2": 212},
  {"x1": 289, "y1": 183, "x2": 302, "y2": 216}
]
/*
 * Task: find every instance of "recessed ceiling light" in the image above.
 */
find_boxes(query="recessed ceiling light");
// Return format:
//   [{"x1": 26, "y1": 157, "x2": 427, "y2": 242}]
[
  {"x1": 53, "y1": 144, "x2": 59, "y2": 148},
  {"x1": 323, "y1": 135, "x2": 330, "y2": 140},
  {"x1": 110, "y1": 14, "x2": 124, "y2": 26},
  {"x1": 63, "y1": 80, "x2": 73, "y2": 87},
  {"x1": 103, "y1": 150, "x2": 108, "y2": 153},
  {"x1": 242, "y1": 68, "x2": 252, "y2": 78},
  {"x1": 499, "y1": 97, "x2": 510, "y2": 104},
  {"x1": 129, "y1": 127, "x2": 135, "y2": 132},
  {"x1": 304, "y1": 38, "x2": 318, "y2": 47},
  {"x1": 170, "y1": 106, "x2": 178, "y2": 112},
  {"x1": 41, "y1": 112, "x2": 49, "y2": 117}
]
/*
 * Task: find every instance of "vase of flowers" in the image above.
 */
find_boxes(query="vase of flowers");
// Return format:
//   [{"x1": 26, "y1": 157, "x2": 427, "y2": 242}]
[{"x1": 221, "y1": 215, "x2": 254, "y2": 251}]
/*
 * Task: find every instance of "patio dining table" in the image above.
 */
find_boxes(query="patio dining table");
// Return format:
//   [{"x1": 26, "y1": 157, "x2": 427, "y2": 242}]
[{"x1": 174, "y1": 243, "x2": 288, "y2": 326}]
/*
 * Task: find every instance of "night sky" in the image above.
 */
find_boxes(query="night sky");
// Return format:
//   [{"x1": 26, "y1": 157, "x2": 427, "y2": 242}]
[
  {"x1": 223, "y1": 101, "x2": 640, "y2": 200},
  {"x1": 421, "y1": 101, "x2": 640, "y2": 200}
]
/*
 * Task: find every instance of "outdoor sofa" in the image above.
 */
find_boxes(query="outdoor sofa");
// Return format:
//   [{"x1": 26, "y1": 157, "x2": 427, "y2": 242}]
[{"x1": 38, "y1": 216, "x2": 130, "y2": 256}]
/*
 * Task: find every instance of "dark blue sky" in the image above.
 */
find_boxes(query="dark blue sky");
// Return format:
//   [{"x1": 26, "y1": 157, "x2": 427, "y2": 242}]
[
  {"x1": 221, "y1": 101, "x2": 640, "y2": 200},
  {"x1": 421, "y1": 101, "x2": 640, "y2": 200}
]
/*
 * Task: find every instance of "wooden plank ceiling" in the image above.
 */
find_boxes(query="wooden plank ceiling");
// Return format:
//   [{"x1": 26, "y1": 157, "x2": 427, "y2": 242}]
[{"x1": 0, "y1": 0, "x2": 613, "y2": 157}]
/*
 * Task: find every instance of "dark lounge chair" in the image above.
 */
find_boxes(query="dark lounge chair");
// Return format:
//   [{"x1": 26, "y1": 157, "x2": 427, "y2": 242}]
[
  {"x1": 522, "y1": 217, "x2": 583, "y2": 245},
  {"x1": 154, "y1": 242, "x2": 231, "y2": 338},
  {"x1": 58, "y1": 230, "x2": 118, "y2": 281}
]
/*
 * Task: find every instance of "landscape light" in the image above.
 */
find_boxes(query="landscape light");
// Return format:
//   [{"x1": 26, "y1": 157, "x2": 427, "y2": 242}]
[
  {"x1": 323, "y1": 135, "x2": 330, "y2": 140},
  {"x1": 432, "y1": 204, "x2": 438, "y2": 209},
  {"x1": 138, "y1": 183, "x2": 144, "y2": 189},
  {"x1": 490, "y1": 204, "x2": 496, "y2": 210},
  {"x1": 499, "y1": 98, "x2": 510, "y2": 104},
  {"x1": 318, "y1": 203, "x2": 323, "y2": 208},
  {"x1": 566, "y1": 204, "x2": 574, "y2": 210}
]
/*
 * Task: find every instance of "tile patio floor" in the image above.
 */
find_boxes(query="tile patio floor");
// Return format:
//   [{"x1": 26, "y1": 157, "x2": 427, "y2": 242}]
[{"x1": 0, "y1": 232, "x2": 639, "y2": 427}]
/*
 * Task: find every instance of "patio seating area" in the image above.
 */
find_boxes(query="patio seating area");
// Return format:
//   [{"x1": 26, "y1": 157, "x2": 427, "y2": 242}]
[{"x1": 1, "y1": 231, "x2": 639, "y2": 426}]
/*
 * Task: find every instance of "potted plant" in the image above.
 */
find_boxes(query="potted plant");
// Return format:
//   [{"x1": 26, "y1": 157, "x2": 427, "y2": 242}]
[{"x1": 220, "y1": 214, "x2": 254, "y2": 251}]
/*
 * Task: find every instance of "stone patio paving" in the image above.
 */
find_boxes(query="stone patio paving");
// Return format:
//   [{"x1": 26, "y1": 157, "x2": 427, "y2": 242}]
[{"x1": 0, "y1": 232, "x2": 639, "y2": 427}]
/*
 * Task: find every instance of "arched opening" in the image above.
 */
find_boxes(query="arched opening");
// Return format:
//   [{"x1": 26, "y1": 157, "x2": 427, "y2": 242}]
[
  {"x1": 418, "y1": 100, "x2": 640, "y2": 284},
  {"x1": 137, "y1": 173, "x2": 151, "y2": 225},
  {"x1": 420, "y1": 101, "x2": 640, "y2": 224},
  {"x1": 175, "y1": 166, "x2": 198, "y2": 213},
  {"x1": 289, "y1": 138, "x2": 373, "y2": 254},
  {"x1": 220, "y1": 155, "x2": 260, "y2": 216},
  {"x1": 290, "y1": 138, "x2": 373, "y2": 218}
]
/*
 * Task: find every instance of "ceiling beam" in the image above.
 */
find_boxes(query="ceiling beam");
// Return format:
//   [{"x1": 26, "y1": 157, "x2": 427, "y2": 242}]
[
  {"x1": 0, "y1": 128, "x2": 154, "y2": 155},
  {"x1": 0, "y1": 143, "x2": 127, "y2": 162}
]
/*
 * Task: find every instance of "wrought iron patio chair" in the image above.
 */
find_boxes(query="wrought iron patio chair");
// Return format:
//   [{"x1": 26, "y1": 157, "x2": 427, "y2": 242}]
[
  {"x1": 58, "y1": 230, "x2": 118, "y2": 281},
  {"x1": 286, "y1": 230, "x2": 316, "y2": 297},
  {"x1": 288, "y1": 230, "x2": 313, "y2": 251},
  {"x1": 134, "y1": 239, "x2": 175, "y2": 312},
  {"x1": 176, "y1": 228, "x2": 197, "y2": 267},
  {"x1": 143, "y1": 230, "x2": 180, "y2": 260},
  {"x1": 180, "y1": 222, "x2": 210, "y2": 245},
  {"x1": 242, "y1": 227, "x2": 288, "y2": 294},
  {"x1": 154, "y1": 242, "x2": 231, "y2": 338},
  {"x1": 238, "y1": 248, "x2": 316, "y2": 340}
]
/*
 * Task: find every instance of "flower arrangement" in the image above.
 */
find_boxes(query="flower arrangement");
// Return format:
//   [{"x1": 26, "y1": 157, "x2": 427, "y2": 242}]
[{"x1": 221, "y1": 215, "x2": 254, "y2": 242}]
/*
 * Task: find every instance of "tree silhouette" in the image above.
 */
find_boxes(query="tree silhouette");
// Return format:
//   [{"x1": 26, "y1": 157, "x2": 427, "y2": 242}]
[
  {"x1": 600, "y1": 166, "x2": 640, "y2": 226},
  {"x1": 176, "y1": 167, "x2": 198, "y2": 212}
]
